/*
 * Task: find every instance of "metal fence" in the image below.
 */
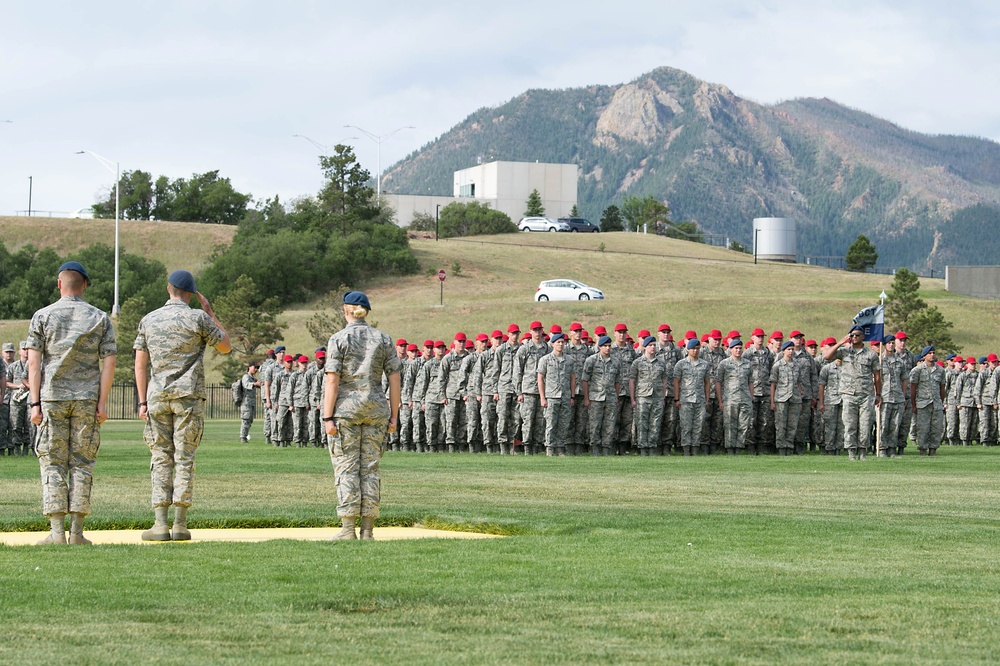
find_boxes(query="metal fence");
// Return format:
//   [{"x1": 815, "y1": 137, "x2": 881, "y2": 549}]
[{"x1": 107, "y1": 382, "x2": 261, "y2": 420}]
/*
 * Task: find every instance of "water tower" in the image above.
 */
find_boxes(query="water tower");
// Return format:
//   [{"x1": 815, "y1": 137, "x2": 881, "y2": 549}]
[{"x1": 752, "y1": 217, "x2": 797, "y2": 263}]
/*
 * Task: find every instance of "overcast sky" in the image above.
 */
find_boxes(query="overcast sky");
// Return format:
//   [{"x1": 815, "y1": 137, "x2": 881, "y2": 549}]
[{"x1": 2, "y1": 1, "x2": 998, "y2": 217}]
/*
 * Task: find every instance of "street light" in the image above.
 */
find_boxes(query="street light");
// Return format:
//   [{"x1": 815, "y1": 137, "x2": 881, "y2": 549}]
[
  {"x1": 77, "y1": 150, "x2": 120, "y2": 318},
  {"x1": 292, "y1": 134, "x2": 358, "y2": 158},
  {"x1": 343, "y1": 124, "x2": 414, "y2": 199}
]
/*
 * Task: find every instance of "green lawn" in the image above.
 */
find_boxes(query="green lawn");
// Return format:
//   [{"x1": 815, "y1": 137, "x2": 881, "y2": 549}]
[{"x1": 1, "y1": 421, "x2": 999, "y2": 664}]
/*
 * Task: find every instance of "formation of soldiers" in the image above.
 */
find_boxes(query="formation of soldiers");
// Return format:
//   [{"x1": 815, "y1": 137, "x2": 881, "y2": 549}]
[
  {"x1": 242, "y1": 346, "x2": 329, "y2": 448},
  {"x1": 1, "y1": 341, "x2": 36, "y2": 456}
]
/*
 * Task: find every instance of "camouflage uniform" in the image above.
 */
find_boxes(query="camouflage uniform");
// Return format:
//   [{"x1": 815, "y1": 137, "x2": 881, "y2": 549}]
[
  {"x1": 818, "y1": 361, "x2": 844, "y2": 453},
  {"x1": 538, "y1": 351, "x2": 575, "y2": 455},
  {"x1": 27, "y1": 296, "x2": 116, "y2": 517},
  {"x1": 6, "y1": 355, "x2": 29, "y2": 455},
  {"x1": 810, "y1": 355, "x2": 825, "y2": 449},
  {"x1": 792, "y1": 348, "x2": 816, "y2": 454},
  {"x1": 443, "y1": 350, "x2": 469, "y2": 452},
  {"x1": 399, "y1": 357, "x2": 418, "y2": 451},
  {"x1": 259, "y1": 357, "x2": 277, "y2": 444},
  {"x1": 975, "y1": 365, "x2": 998, "y2": 446},
  {"x1": 239, "y1": 371, "x2": 257, "y2": 442},
  {"x1": 700, "y1": 345, "x2": 726, "y2": 454},
  {"x1": 408, "y1": 355, "x2": 428, "y2": 451},
  {"x1": 656, "y1": 343, "x2": 681, "y2": 454},
  {"x1": 744, "y1": 345, "x2": 775, "y2": 454},
  {"x1": 326, "y1": 319, "x2": 402, "y2": 519},
  {"x1": 909, "y1": 362, "x2": 945, "y2": 452},
  {"x1": 830, "y1": 345, "x2": 880, "y2": 456},
  {"x1": 462, "y1": 350, "x2": 483, "y2": 453},
  {"x1": 135, "y1": 299, "x2": 224, "y2": 509},
  {"x1": 292, "y1": 366, "x2": 311, "y2": 447},
  {"x1": 495, "y1": 340, "x2": 520, "y2": 453},
  {"x1": 611, "y1": 343, "x2": 638, "y2": 454},
  {"x1": 944, "y1": 365, "x2": 961, "y2": 445},
  {"x1": 582, "y1": 352, "x2": 621, "y2": 456},
  {"x1": 514, "y1": 341, "x2": 550, "y2": 454},
  {"x1": 310, "y1": 363, "x2": 326, "y2": 447},
  {"x1": 673, "y1": 356, "x2": 710, "y2": 454},
  {"x1": 414, "y1": 356, "x2": 447, "y2": 452},
  {"x1": 271, "y1": 365, "x2": 294, "y2": 446},
  {"x1": 896, "y1": 347, "x2": 917, "y2": 450},
  {"x1": 566, "y1": 341, "x2": 593, "y2": 455},
  {"x1": 0, "y1": 351, "x2": 8, "y2": 454},
  {"x1": 630, "y1": 354, "x2": 667, "y2": 453},
  {"x1": 479, "y1": 345, "x2": 502, "y2": 454},
  {"x1": 769, "y1": 357, "x2": 801, "y2": 454},
  {"x1": 878, "y1": 353, "x2": 906, "y2": 456},
  {"x1": 716, "y1": 356, "x2": 752, "y2": 452},
  {"x1": 957, "y1": 369, "x2": 979, "y2": 445}
]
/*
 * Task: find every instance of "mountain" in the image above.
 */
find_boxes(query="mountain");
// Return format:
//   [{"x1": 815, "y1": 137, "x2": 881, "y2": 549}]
[{"x1": 382, "y1": 66, "x2": 1000, "y2": 272}]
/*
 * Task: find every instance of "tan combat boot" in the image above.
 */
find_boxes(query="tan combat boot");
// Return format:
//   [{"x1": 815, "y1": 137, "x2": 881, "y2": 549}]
[
  {"x1": 142, "y1": 506, "x2": 172, "y2": 541},
  {"x1": 68, "y1": 512, "x2": 92, "y2": 545},
  {"x1": 171, "y1": 506, "x2": 191, "y2": 541},
  {"x1": 359, "y1": 516, "x2": 375, "y2": 541},
  {"x1": 37, "y1": 513, "x2": 67, "y2": 545},
  {"x1": 331, "y1": 516, "x2": 358, "y2": 541}
]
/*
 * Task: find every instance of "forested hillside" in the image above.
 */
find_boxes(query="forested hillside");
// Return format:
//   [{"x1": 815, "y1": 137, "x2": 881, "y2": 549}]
[{"x1": 383, "y1": 67, "x2": 1000, "y2": 272}]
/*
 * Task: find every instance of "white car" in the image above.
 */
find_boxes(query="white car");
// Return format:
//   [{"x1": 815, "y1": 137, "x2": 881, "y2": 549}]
[
  {"x1": 534, "y1": 279, "x2": 605, "y2": 301},
  {"x1": 518, "y1": 216, "x2": 570, "y2": 232}
]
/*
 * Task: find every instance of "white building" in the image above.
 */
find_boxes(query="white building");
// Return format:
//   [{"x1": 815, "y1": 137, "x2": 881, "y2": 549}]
[{"x1": 383, "y1": 160, "x2": 578, "y2": 227}]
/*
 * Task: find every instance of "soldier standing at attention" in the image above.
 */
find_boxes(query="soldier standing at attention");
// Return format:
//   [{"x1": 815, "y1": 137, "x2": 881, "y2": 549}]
[
  {"x1": 239, "y1": 363, "x2": 260, "y2": 443},
  {"x1": 956, "y1": 357, "x2": 979, "y2": 446},
  {"x1": 323, "y1": 291, "x2": 401, "y2": 541},
  {"x1": 700, "y1": 330, "x2": 727, "y2": 455},
  {"x1": 514, "y1": 322, "x2": 550, "y2": 455},
  {"x1": 443, "y1": 333, "x2": 469, "y2": 453},
  {"x1": 566, "y1": 322, "x2": 593, "y2": 456},
  {"x1": 479, "y1": 331, "x2": 504, "y2": 454},
  {"x1": 582, "y1": 335, "x2": 622, "y2": 457},
  {"x1": 944, "y1": 354, "x2": 961, "y2": 446},
  {"x1": 27, "y1": 261, "x2": 117, "y2": 545},
  {"x1": 673, "y1": 338, "x2": 711, "y2": 456},
  {"x1": 415, "y1": 341, "x2": 448, "y2": 452},
  {"x1": 894, "y1": 331, "x2": 917, "y2": 454},
  {"x1": 818, "y1": 338, "x2": 844, "y2": 455},
  {"x1": 0, "y1": 342, "x2": 8, "y2": 456},
  {"x1": 822, "y1": 326, "x2": 881, "y2": 461},
  {"x1": 537, "y1": 332, "x2": 576, "y2": 456},
  {"x1": 630, "y1": 336, "x2": 667, "y2": 456},
  {"x1": 398, "y1": 344, "x2": 419, "y2": 451},
  {"x1": 975, "y1": 353, "x2": 999, "y2": 447},
  {"x1": 462, "y1": 334, "x2": 488, "y2": 453},
  {"x1": 717, "y1": 339, "x2": 753, "y2": 455},
  {"x1": 878, "y1": 335, "x2": 907, "y2": 458},
  {"x1": 291, "y1": 355, "x2": 311, "y2": 447},
  {"x1": 309, "y1": 350, "x2": 327, "y2": 447},
  {"x1": 655, "y1": 324, "x2": 681, "y2": 455},
  {"x1": 909, "y1": 347, "x2": 946, "y2": 455},
  {"x1": 744, "y1": 328, "x2": 774, "y2": 455},
  {"x1": 789, "y1": 331, "x2": 816, "y2": 454},
  {"x1": 7, "y1": 342, "x2": 30, "y2": 456},
  {"x1": 610, "y1": 323, "x2": 637, "y2": 455},
  {"x1": 259, "y1": 349, "x2": 277, "y2": 445},
  {"x1": 135, "y1": 270, "x2": 230, "y2": 541},
  {"x1": 770, "y1": 341, "x2": 802, "y2": 456},
  {"x1": 495, "y1": 325, "x2": 521, "y2": 455}
]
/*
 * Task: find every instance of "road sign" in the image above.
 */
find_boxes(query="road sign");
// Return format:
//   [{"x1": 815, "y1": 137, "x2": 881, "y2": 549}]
[{"x1": 438, "y1": 270, "x2": 446, "y2": 282}]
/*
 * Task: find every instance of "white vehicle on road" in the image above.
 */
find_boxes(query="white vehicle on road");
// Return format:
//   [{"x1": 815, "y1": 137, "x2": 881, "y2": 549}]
[
  {"x1": 534, "y1": 279, "x2": 605, "y2": 301},
  {"x1": 518, "y1": 216, "x2": 570, "y2": 232}
]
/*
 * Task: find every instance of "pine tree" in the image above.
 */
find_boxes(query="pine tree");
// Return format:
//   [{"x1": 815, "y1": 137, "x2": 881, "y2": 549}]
[
  {"x1": 846, "y1": 234, "x2": 879, "y2": 272},
  {"x1": 524, "y1": 189, "x2": 545, "y2": 217},
  {"x1": 886, "y1": 268, "x2": 926, "y2": 329}
]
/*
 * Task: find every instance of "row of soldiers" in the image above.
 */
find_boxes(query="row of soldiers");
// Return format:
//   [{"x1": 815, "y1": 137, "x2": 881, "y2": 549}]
[{"x1": 1, "y1": 342, "x2": 34, "y2": 456}]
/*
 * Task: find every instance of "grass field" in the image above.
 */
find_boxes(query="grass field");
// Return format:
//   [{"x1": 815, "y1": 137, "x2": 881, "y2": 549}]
[{"x1": 2, "y1": 421, "x2": 999, "y2": 664}]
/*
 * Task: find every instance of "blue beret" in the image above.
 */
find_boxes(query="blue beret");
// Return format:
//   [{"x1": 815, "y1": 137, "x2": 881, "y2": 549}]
[
  {"x1": 945, "y1": 353, "x2": 955, "y2": 361},
  {"x1": 883, "y1": 334, "x2": 895, "y2": 345},
  {"x1": 686, "y1": 338, "x2": 701, "y2": 349},
  {"x1": 642, "y1": 336, "x2": 656, "y2": 347},
  {"x1": 550, "y1": 333, "x2": 565, "y2": 343},
  {"x1": 729, "y1": 338, "x2": 743, "y2": 349},
  {"x1": 918, "y1": 345, "x2": 934, "y2": 361},
  {"x1": 780, "y1": 341, "x2": 795, "y2": 352},
  {"x1": 849, "y1": 325, "x2": 865, "y2": 334},
  {"x1": 979, "y1": 356, "x2": 988, "y2": 364},
  {"x1": 343, "y1": 291, "x2": 371, "y2": 310},
  {"x1": 597, "y1": 335, "x2": 612, "y2": 346},
  {"x1": 168, "y1": 269, "x2": 197, "y2": 293},
  {"x1": 315, "y1": 347, "x2": 326, "y2": 352},
  {"x1": 58, "y1": 261, "x2": 90, "y2": 284},
  {"x1": 275, "y1": 346, "x2": 286, "y2": 352}
]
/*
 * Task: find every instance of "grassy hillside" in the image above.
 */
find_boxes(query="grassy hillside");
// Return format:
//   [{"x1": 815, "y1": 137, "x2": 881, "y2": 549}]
[{"x1": 0, "y1": 215, "x2": 235, "y2": 274}]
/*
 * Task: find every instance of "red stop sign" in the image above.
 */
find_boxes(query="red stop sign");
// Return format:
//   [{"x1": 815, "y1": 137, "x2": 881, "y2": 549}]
[{"x1": 438, "y1": 270, "x2": 446, "y2": 282}]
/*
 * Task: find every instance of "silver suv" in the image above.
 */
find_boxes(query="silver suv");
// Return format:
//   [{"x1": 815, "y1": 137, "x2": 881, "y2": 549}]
[{"x1": 518, "y1": 216, "x2": 569, "y2": 232}]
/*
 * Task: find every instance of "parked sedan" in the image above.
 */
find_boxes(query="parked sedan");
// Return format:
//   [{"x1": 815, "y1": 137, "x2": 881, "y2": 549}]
[
  {"x1": 558, "y1": 217, "x2": 600, "y2": 233},
  {"x1": 518, "y1": 216, "x2": 570, "y2": 232},
  {"x1": 534, "y1": 279, "x2": 605, "y2": 301}
]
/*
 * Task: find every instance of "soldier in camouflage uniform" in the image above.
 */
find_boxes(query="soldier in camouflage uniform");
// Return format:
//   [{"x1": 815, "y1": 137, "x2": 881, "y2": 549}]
[
  {"x1": 323, "y1": 291, "x2": 401, "y2": 541},
  {"x1": 259, "y1": 349, "x2": 278, "y2": 445},
  {"x1": 309, "y1": 351, "x2": 327, "y2": 447},
  {"x1": 975, "y1": 353, "x2": 999, "y2": 447},
  {"x1": 717, "y1": 339, "x2": 753, "y2": 454},
  {"x1": 495, "y1": 325, "x2": 521, "y2": 455},
  {"x1": 566, "y1": 323, "x2": 592, "y2": 456},
  {"x1": 0, "y1": 342, "x2": 9, "y2": 455},
  {"x1": 909, "y1": 346, "x2": 946, "y2": 455},
  {"x1": 788, "y1": 331, "x2": 816, "y2": 454},
  {"x1": 443, "y1": 333, "x2": 469, "y2": 453},
  {"x1": 878, "y1": 335, "x2": 907, "y2": 457},
  {"x1": 7, "y1": 342, "x2": 30, "y2": 456},
  {"x1": 700, "y1": 330, "x2": 726, "y2": 455},
  {"x1": 409, "y1": 341, "x2": 433, "y2": 452},
  {"x1": 514, "y1": 322, "x2": 550, "y2": 455},
  {"x1": 744, "y1": 328, "x2": 775, "y2": 455},
  {"x1": 818, "y1": 338, "x2": 844, "y2": 455},
  {"x1": 629, "y1": 336, "x2": 667, "y2": 456},
  {"x1": 823, "y1": 327, "x2": 882, "y2": 461},
  {"x1": 270, "y1": 355, "x2": 295, "y2": 447},
  {"x1": 291, "y1": 355, "x2": 312, "y2": 447},
  {"x1": 674, "y1": 338, "x2": 711, "y2": 456},
  {"x1": 415, "y1": 341, "x2": 448, "y2": 452},
  {"x1": 806, "y1": 340, "x2": 825, "y2": 451},
  {"x1": 770, "y1": 341, "x2": 802, "y2": 456},
  {"x1": 398, "y1": 344, "x2": 419, "y2": 451},
  {"x1": 239, "y1": 363, "x2": 260, "y2": 443},
  {"x1": 610, "y1": 324, "x2": 637, "y2": 455},
  {"x1": 26, "y1": 262, "x2": 117, "y2": 545},
  {"x1": 956, "y1": 357, "x2": 979, "y2": 446},
  {"x1": 893, "y1": 332, "x2": 917, "y2": 454},
  {"x1": 478, "y1": 331, "x2": 504, "y2": 454},
  {"x1": 944, "y1": 354, "x2": 961, "y2": 446},
  {"x1": 462, "y1": 335, "x2": 487, "y2": 453},
  {"x1": 537, "y1": 333, "x2": 576, "y2": 456},
  {"x1": 655, "y1": 325, "x2": 681, "y2": 455},
  {"x1": 583, "y1": 335, "x2": 621, "y2": 456},
  {"x1": 135, "y1": 270, "x2": 229, "y2": 541}
]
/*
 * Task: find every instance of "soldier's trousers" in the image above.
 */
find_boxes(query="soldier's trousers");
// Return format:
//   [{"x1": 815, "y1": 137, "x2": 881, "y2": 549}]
[
  {"x1": 480, "y1": 395, "x2": 498, "y2": 452},
  {"x1": 544, "y1": 397, "x2": 572, "y2": 451},
  {"x1": 959, "y1": 406, "x2": 978, "y2": 443},
  {"x1": 292, "y1": 406, "x2": 309, "y2": 445},
  {"x1": 399, "y1": 403, "x2": 414, "y2": 450},
  {"x1": 36, "y1": 399, "x2": 99, "y2": 517},
  {"x1": 274, "y1": 406, "x2": 294, "y2": 443},
  {"x1": 773, "y1": 400, "x2": 801, "y2": 452},
  {"x1": 878, "y1": 402, "x2": 902, "y2": 453},
  {"x1": 822, "y1": 404, "x2": 844, "y2": 451},
  {"x1": 588, "y1": 399, "x2": 618, "y2": 452},
  {"x1": 811, "y1": 404, "x2": 824, "y2": 449},
  {"x1": 444, "y1": 399, "x2": 467, "y2": 448},
  {"x1": 330, "y1": 418, "x2": 385, "y2": 518},
  {"x1": 660, "y1": 397, "x2": 678, "y2": 451},
  {"x1": 914, "y1": 406, "x2": 944, "y2": 451},
  {"x1": 569, "y1": 393, "x2": 588, "y2": 448},
  {"x1": 794, "y1": 399, "x2": 811, "y2": 451},
  {"x1": 678, "y1": 402, "x2": 705, "y2": 451},
  {"x1": 9, "y1": 401, "x2": 28, "y2": 453},
  {"x1": 0, "y1": 403, "x2": 10, "y2": 452},
  {"x1": 263, "y1": 401, "x2": 273, "y2": 444},
  {"x1": 308, "y1": 408, "x2": 322, "y2": 446},
  {"x1": 634, "y1": 396, "x2": 664, "y2": 450},
  {"x1": 465, "y1": 397, "x2": 482, "y2": 451},
  {"x1": 496, "y1": 392, "x2": 518, "y2": 448},
  {"x1": 701, "y1": 399, "x2": 723, "y2": 450},
  {"x1": 899, "y1": 404, "x2": 913, "y2": 449},
  {"x1": 615, "y1": 395, "x2": 634, "y2": 446},
  {"x1": 519, "y1": 394, "x2": 545, "y2": 449},
  {"x1": 722, "y1": 402, "x2": 751, "y2": 450},
  {"x1": 239, "y1": 402, "x2": 256, "y2": 442},
  {"x1": 841, "y1": 395, "x2": 875, "y2": 452},
  {"x1": 144, "y1": 397, "x2": 204, "y2": 509},
  {"x1": 424, "y1": 403, "x2": 445, "y2": 450},
  {"x1": 946, "y1": 404, "x2": 960, "y2": 444},
  {"x1": 978, "y1": 405, "x2": 996, "y2": 445},
  {"x1": 411, "y1": 402, "x2": 425, "y2": 450},
  {"x1": 751, "y1": 397, "x2": 772, "y2": 452}
]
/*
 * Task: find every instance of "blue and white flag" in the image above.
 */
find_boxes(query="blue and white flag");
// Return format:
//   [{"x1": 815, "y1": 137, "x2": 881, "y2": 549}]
[{"x1": 852, "y1": 304, "x2": 885, "y2": 342}]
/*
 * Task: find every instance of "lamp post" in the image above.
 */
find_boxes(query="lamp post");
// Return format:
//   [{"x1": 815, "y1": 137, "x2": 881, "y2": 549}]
[
  {"x1": 343, "y1": 124, "x2": 414, "y2": 199},
  {"x1": 77, "y1": 151, "x2": 120, "y2": 317},
  {"x1": 292, "y1": 134, "x2": 358, "y2": 158}
]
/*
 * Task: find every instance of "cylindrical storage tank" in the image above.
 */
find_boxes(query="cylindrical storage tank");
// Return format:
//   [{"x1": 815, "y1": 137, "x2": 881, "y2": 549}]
[{"x1": 752, "y1": 217, "x2": 796, "y2": 263}]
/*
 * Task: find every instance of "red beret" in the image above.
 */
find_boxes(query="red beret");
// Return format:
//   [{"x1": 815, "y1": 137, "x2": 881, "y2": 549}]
[
  {"x1": 491, "y1": 330, "x2": 504, "y2": 339},
  {"x1": 638, "y1": 329, "x2": 650, "y2": 338},
  {"x1": 423, "y1": 340, "x2": 434, "y2": 348},
  {"x1": 434, "y1": 340, "x2": 446, "y2": 348},
  {"x1": 507, "y1": 323, "x2": 520, "y2": 334},
  {"x1": 658, "y1": 323, "x2": 671, "y2": 332},
  {"x1": 709, "y1": 329, "x2": 722, "y2": 339},
  {"x1": 454, "y1": 332, "x2": 467, "y2": 341},
  {"x1": 751, "y1": 328, "x2": 765, "y2": 337},
  {"x1": 475, "y1": 333, "x2": 489, "y2": 342},
  {"x1": 806, "y1": 340, "x2": 817, "y2": 347},
  {"x1": 282, "y1": 355, "x2": 293, "y2": 362},
  {"x1": 614, "y1": 323, "x2": 628, "y2": 332},
  {"x1": 406, "y1": 344, "x2": 418, "y2": 352},
  {"x1": 465, "y1": 340, "x2": 474, "y2": 349},
  {"x1": 549, "y1": 324, "x2": 563, "y2": 334},
  {"x1": 594, "y1": 325, "x2": 607, "y2": 336},
  {"x1": 895, "y1": 331, "x2": 908, "y2": 340},
  {"x1": 771, "y1": 331, "x2": 784, "y2": 339},
  {"x1": 530, "y1": 321, "x2": 543, "y2": 330},
  {"x1": 790, "y1": 330, "x2": 804, "y2": 338},
  {"x1": 684, "y1": 330, "x2": 697, "y2": 340},
  {"x1": 569, "y1": 321, "x2": 583, "y2": 331},
  {"x1": 396, "y1": 338, "x2": 407, "y2": 346},
  {"x1": 316, "y1": 350, "x2": 326, "y2": 359}
]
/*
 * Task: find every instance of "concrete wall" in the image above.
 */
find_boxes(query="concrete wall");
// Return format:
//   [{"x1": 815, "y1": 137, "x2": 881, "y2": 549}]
[
  {"x1": 946, "y1": 266, "x2": 1000, "y2": 299},
  {"x1": 454, "y1": 161, "x2": 578, "y2": 222}
]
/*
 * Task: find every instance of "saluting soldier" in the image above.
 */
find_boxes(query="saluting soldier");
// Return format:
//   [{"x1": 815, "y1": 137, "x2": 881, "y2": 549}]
[
  {"x1": 909, "y1": 346, "x2": 946, "y2": 455},
  {"x1": 717, "y1": 339, "x2": 753, "y2": 455},
  {"x1": 322, "y1": 291, "x2": 401, "y2": 541},
  {"x1": 630, "y1": 336, "x2": 667, "y2": 456},
  {"x1": 674, "y1": 338, "x2": 711, "y2": 456},
  {"x1": 822, "y1": 326, "x2": 882, "y2": 461},
  {"x1": 135, "y1": 269, "x2": 230, "y2": 541},
  {"x1": 583, "y1": 335, "x2": 622, "y2": 457},
  {"x1": 27, "y1": 261, "x2": 117, "y2": 545}
]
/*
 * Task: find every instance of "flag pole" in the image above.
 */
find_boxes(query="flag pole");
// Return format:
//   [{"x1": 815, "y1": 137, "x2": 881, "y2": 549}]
[{"x1": 875, "y1": 290, "x2": 887, "y2": 455}]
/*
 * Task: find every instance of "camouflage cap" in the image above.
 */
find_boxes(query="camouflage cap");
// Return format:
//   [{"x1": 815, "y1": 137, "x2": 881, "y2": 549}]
[{"x1": 1, "y1": 342, "x2": 13, "y2": 352}]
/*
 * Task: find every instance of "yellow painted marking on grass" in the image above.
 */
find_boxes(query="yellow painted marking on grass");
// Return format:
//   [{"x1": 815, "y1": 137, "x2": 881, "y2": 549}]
[{"x1": 0, "y1": 526, "x2": 503, "y2": 546}]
